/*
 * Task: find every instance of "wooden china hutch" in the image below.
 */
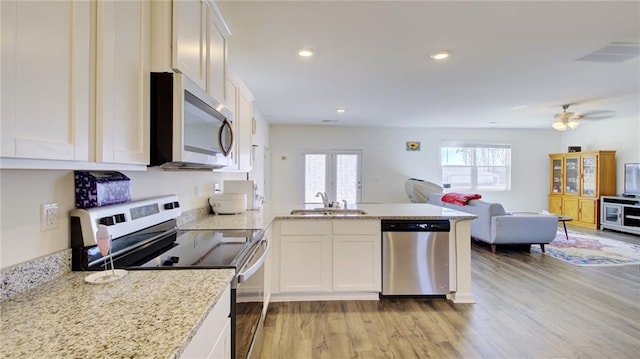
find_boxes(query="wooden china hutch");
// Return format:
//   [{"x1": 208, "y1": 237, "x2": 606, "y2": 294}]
[{"x1": 548, "y1": 150, "x2": 616, "y2": 229}]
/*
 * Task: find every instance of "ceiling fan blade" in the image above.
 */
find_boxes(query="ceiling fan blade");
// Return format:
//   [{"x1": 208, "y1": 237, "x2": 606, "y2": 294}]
[{"x1": 581, "y1": 110, "x2": 616, "y2": 120}]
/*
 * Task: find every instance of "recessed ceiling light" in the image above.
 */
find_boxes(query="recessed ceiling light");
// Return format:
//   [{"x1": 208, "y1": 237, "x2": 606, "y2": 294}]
[
  {"x1": 430, "y1": 51, "x2": 451, "y2": 60},
  {"x1": 336, "y1": 108, "x2": 346, "y2": 113},
  {"x1": 298, "y1": 48, "x2": 314, "y2": 57}
]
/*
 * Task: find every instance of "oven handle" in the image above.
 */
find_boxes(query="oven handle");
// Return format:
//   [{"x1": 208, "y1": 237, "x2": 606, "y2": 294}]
[{"x1": 237, "y1": 238, "x2": 269, "y2": 283}]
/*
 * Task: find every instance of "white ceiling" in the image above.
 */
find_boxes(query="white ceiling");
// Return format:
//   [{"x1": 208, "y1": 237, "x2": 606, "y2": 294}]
[{"x1": 217, "y1": 0, "x2": 640, "y2": 129}]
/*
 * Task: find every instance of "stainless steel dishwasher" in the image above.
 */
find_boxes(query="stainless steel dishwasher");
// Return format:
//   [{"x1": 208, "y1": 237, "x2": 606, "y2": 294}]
[{"x1": 381, "y1": 219, "x2": 450, "y2": 296}]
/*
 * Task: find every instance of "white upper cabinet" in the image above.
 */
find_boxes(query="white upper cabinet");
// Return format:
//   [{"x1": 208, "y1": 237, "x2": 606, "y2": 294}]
[
  {"x1": 95, "y1": 0, "x2": 150, "y2": 165},
  {"x1": 172, "y1": 0, "x2": 207, "y2": 90},
  {"x1": 207, "y1": 4, "x2": 227, "y2": 103},
  {"x1": 1, "y1": 0, "x2": 91, "y2": 161},
  {"x1": 153, "y1": 0, "x2": 230, "y2": 106},
  {"x1": 224, "y1": 70, "x2": 253, "y2": 172},
  {"x1": 1, "y1": 0, "x2": 149, "y2": 170}
]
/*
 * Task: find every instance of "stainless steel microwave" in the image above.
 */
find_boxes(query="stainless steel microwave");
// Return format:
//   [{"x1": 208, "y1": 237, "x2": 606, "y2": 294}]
[{"x1": 150, "y1": 72, "x2": 233, "y2": 170}]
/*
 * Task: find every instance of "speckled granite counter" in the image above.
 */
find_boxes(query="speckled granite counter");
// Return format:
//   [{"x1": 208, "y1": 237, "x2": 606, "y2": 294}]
[
  {"x1": 0, "y1": 269, "x2": 234, "y2": 358},
  {"x1": 181, "y1": 207, "x2": 274, "y2": 230},
  {"x1": 181, "y1": 203, "x2": 475, "y2": 231}
]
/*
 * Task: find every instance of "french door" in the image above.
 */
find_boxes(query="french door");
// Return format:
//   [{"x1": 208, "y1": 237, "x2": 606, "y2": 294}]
[{"x1": 303, "y1": 150, "x2": 362, "y2": 204}]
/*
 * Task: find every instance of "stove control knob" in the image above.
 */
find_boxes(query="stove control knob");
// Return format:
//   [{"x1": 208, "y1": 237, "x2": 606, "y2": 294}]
[
  {"x1": 173, "y1": 201, "x2": 180, "y2": 208},
  {"x1": 114, "y1": 213, "x2": 126, "y2": 223},
  {"x1": 161, "y1": 256, "x2": 180, "y2": 266},
  {"x1": 99, "y1": 216, "x2": 115, "y2": 226},
  {"x1": 164, "y1": 202, "x2": 175, "y2": 210}
]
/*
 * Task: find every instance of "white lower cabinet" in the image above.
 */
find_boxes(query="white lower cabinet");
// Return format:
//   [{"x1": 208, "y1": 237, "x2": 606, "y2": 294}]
[
  {"x1": 333, "y1": 220, "x2": 381, "y2": 292},
  {"x1": 279, "y1": 220, "x2": 332, "y2": 292},
  {"x1": 181, "y1": 284, "x2": 231, "y2": 359},
  {"x1": 277, "y1": 219, "x2": 381, "y2": 294}
]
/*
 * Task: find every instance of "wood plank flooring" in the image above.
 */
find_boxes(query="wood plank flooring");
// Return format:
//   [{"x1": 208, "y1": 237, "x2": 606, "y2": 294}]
[{"x1": 259, "y1": 229, "x2": 640, "y2": 359}]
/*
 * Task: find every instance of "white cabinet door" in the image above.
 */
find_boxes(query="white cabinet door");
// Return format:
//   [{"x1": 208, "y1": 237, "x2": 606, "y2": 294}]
[
  {"x1": 208, "y1": 318, "x2": 231, "y2": 359},
  {"x1": 223, "y1": 71, "x2": 253, "y2": 172},
  {"x1": 279, "y1": 220, "x2": 332, "y2": 293},
  {"x1": 181, "y1": 284, "x2": 231, "y2": 359},
  {"x1": 237, "y1": 90, "x2": 253, "y2": 172},
  {"x1": 333, "y1": 220, "x2": 381, "y2": 292},
  {"x1": 95, "y1": 0, "x2": 150, "y2": 165},
  {"x1": 280, "y1": 235, "x2": 332, "y2": 292},
  {"x1": 207, "y1": 6, "x2": 226, "y2": 103},
  {"x1": 1, "y1": 0, "x2": 90, "y2": 161},
  {"x1": 172, "y1": 0, "x2": 207, "y2": 89},
  {"x1": 333, "y1": 234, "x2": 381, "y2": 292}
]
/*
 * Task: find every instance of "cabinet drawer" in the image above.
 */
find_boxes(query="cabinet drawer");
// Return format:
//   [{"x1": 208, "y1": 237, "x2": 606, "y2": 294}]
[
  {"x1": 280, "y1": 220, "x2": 331, "y2": 235},
  {"x1": 333, "y1": 220, "x2": 380, "y2": 235}
]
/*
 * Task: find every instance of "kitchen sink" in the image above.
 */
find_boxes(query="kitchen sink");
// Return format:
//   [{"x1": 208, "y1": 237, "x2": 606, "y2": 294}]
[{"x1": 290, "y1": 208, "x2": 368, "y2": 216}]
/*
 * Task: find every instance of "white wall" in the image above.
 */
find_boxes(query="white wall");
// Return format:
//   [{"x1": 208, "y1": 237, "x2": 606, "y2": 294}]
[
  {"x1": 0, "y1": 107, "x2": 270, "y2": 270},
  {"x1": 0, "y1": 168, "x2": 246, "y2": 268},
  {"x1": 270, "y1": 125, "x2": 561, "y2": 212},
  {"x1": 560, "y1": 117, "x2": 640, "y2": 195}
]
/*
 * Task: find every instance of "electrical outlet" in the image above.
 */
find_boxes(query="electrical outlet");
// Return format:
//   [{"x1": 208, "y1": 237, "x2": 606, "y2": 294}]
[{"x1": 40, "y1": 202, "x2": 59, "y2": 231}]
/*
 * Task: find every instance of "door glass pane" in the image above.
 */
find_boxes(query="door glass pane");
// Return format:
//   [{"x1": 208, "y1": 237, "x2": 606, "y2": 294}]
[
  {"x1": 552, "y1": 158, "x2": 563, "y2": 193},
  {"x1": 304, "y1": 154, "x2": 326, "y2": 203},
  {"x1": 336, "y1": 154, "x2": 359, "y2": 203},
  {"x1": 565, "y1": 158, "x2": 579, "y2": 194},
  {"x1": 582, "y1": 156, "x2": 596, "y2": 196}
]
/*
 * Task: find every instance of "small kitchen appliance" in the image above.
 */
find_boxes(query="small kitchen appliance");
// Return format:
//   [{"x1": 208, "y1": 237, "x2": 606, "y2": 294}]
[
  {"x1": 209, "y1": 193, "x2": 248, "y2": 214},
  {"x1": 70, "y1": 195, "x2": 268, "y2": 359},
  {"x1": 224, "y1": 180, "x2": 262, "y2": 210},
  {"x1": 150, "y1": 72, "x2": 234, "y2": 170}
]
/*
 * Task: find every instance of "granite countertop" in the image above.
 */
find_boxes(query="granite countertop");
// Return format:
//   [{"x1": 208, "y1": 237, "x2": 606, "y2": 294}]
[
  {"x1": 182, "y1": 203, "x2": 475, "y2": 231},
  {"x1": 0, "y1": 269, "x2": 234, "y2": 359}
]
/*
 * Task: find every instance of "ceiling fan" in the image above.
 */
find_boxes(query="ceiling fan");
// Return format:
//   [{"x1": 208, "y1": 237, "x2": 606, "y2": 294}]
[
  {"x1": 551, "y1": 104, "x2": 615, "y2": 131},
  {"x1": 552, "y1": 105, "x2": 582, "y2": 131}
]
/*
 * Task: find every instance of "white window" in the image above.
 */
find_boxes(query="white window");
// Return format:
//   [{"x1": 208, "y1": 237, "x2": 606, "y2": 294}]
[
  {"x1": 441, "y1": 142, "x2": 511, "y2": 191},
  {"x1": 303, "y1": 151, "x2": 362, "y2": 204}
]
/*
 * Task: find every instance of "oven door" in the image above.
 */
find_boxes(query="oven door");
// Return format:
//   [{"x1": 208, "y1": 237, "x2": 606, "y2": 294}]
[{"x1": 235, "y1": 237, "x2": 269, "y2": 359}]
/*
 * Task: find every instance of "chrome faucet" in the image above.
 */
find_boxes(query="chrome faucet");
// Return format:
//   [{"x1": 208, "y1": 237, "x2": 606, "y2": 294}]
[
  {"x1": 316, "y1": 192, "x2": 329, "y2": 207},
  {"x1": 342, "y1": 199, "x2": 348, "y2": 210}
]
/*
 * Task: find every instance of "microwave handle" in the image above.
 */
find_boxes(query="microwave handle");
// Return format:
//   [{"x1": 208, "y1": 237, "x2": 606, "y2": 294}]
[
  {"x1": 219, "y1": 119, "x2": 234, "y2": 156},
  {"x1": 237, "y1": 238, "x2": 269, "y2": 283}
]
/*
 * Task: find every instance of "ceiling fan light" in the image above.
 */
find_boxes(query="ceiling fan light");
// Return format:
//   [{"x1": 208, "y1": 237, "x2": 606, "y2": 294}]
[
  {"x1": 567, "y1": 121, "x2": 580, "y2": 129},
  {"x1": 552, "y1": 121, "x2": 567, "y2": 131}
]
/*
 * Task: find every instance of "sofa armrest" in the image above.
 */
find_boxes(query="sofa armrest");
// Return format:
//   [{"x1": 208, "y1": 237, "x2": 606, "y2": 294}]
[{"x1": 491, "y1": 214, "x2": 559, "y2": 244}]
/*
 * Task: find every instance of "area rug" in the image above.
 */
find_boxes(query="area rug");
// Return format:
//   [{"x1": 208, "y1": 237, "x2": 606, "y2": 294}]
[{"x1": 531, "y1": 230, "x2": 640, "y2": 266}]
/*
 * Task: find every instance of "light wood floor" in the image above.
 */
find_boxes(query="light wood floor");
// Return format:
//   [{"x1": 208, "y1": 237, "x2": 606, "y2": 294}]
[{"x1": 259, "y1": 228, "x2": 640, "y2": 359}]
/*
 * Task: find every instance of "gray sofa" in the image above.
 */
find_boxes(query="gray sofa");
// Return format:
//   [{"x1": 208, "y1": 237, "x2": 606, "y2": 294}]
[{"x1": 426, "y1": 193, "x2": 558, "y2": 253}]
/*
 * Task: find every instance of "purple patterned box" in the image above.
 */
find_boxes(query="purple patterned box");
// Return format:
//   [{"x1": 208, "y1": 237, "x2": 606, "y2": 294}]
[{"x1": 74, "y1": 171, "x2": 131, "y2": 208}]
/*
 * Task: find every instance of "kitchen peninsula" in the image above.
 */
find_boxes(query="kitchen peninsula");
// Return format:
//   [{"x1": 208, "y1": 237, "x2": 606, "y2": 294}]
[{"x1": 184, "y1": 203, "x2": 477, "y2": 304}]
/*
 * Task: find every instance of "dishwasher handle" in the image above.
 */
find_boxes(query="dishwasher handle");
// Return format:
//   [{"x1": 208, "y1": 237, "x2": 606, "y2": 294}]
[{"x1": 381, "y1": 220, "x2": 450, "y2": 232}]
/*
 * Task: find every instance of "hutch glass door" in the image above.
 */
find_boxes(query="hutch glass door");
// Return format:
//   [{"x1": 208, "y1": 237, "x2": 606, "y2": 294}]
[
  {"x1": 551, "y1": 158, "x2": 563, "y2": 194},
  {"x1": 581, "y1": 155, "x2": 597, "y2": 197},
  {"x1": 564, "y1": 157, "x2": 580, "y2": 195}
]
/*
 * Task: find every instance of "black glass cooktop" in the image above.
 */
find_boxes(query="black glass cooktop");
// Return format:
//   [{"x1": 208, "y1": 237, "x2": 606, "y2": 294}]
[{"x1": 137, "y1": 229, "x2": 262, "y2": 269}]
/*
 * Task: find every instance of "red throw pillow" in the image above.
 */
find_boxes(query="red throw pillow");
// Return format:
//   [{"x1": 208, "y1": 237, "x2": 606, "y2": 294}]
[{"x1": 441, "y1": 193, "x2": 482, "y2": 206}]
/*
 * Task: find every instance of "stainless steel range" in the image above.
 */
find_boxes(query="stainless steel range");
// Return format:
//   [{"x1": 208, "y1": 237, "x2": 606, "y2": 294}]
[{"x1": 70, "y1": 195, "x2": 268, "y2": 359}]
